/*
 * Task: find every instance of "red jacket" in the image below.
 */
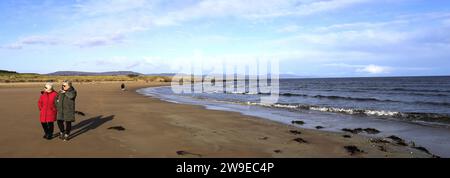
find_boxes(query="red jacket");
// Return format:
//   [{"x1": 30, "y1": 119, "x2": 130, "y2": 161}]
[{"x1": 38, "y1": 91, "x2": 58, "y2": 123}]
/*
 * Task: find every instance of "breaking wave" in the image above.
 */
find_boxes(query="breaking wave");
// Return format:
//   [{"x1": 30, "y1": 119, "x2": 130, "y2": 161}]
[{"x1": 244, "y1": 102, "x2": 450, "y2": 124}]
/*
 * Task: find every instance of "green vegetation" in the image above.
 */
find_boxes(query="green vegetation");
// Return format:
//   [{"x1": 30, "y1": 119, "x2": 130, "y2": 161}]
[
  {"x1": 0, "y1": 72, "x2": 171, "y2": 83},
  {"x1": 0, "y1": 70, "x2": 18, "y2": 75}
]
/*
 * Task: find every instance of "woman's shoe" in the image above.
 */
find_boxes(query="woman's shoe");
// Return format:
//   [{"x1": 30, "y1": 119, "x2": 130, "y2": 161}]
[
  {"x1": 42, "y1": 134, "x2": 51, "y2": 140},
  {"x1": 47, "y1": 134, "x2": 53, "y2": 140},
  {"x1": 63, "y1": 134, "x2": 69, "y2": 141},
  {"x1": 59, "y1": 132, "x2": 65, "y2": 140}
]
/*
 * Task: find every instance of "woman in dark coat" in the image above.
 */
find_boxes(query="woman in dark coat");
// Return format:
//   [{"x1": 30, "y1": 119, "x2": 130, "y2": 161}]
[{"x1": 55, "y1": 80, "x2": 77, "y2": 141}]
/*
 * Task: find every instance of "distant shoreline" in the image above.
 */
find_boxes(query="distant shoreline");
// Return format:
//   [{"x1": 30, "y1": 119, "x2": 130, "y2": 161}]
[{"x1": 278, "y1": 75, "x2": 450, "y2": 80}]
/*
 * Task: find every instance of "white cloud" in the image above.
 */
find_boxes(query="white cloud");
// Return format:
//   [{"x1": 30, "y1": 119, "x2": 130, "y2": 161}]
[
  {"x1": 2, "y1": 33, "x2": 125, "y2": 49},
  {"x1": 158, "y1": 0, "x2": 371, "y2": 22},
  {"x1": 443, "y1": 19, "x2": 450, "y2": 27},
  {"x1": 74, "y1": 33, "x2": 125, "y2": 48},
  {"x1": 277, "y1": 25, "x2": 301, "y2": 33},
  {"x1": 275, "y1": 29, "x2": 411, "y2": 48},
  {"x1": 0, "y1": 44, "x2": 23, "y2": 50},
  {"x1": 73, "y1": 0, "x2": 153, "y2": 17},
  {"x1": 289, "y1": 0, "x2": 371, "y2": 17},
  {"x1": 271, "y1": 10, "x2": 450, "y2": 65},
  {"x1": 325, "y1": 63, "x2": 391, "y2": 74},
  {"x1": 314, "y1": 20, "x2": 409, "y2": 32},
  {"x1": 2, "y1": 36, "x2": 62, "y2": 49},
  {"x1": 356, "y1": 64, "x2": 391, "y2": 74},
  {"x1": 19, "y1": 36, "x2": 61, "y2": 45},
  {"x1": 325, "y1": 63, "x2": 433, "y2": 75},
  {"x1": 1, "y1": 0, "x2": 374, "y2": 50}
]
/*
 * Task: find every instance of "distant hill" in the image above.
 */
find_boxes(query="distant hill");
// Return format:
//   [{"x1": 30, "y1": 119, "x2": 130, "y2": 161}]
[
  {"x1": 145, "y1": 73, "x2": 177, "y2": 77},
  {"x1": 145, "y1": 73, "x2": 306, "y2": 78},
  {"x1": 47, "y1": 71, "x2": 143, "y2": 76},
  {"x1": 39, "y1": 70, "x2": 308, "y2": 78}
]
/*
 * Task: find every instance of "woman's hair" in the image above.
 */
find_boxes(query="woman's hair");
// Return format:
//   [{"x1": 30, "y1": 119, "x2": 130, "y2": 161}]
[
  {"x1": 45, "y1": 82, "x2": 54, "y2": 91},
  {"x1": 62, "y1": 80, "x2": 72, "y2": 87}
]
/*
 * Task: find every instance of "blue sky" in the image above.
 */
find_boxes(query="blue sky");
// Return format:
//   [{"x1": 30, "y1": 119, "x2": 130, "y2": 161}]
[{"x1": 1, "y1": 0, "x2": 450, "y2": 77}]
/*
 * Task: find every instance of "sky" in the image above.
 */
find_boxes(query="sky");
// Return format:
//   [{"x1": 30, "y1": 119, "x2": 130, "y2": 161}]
[{"x1": 0, "y1": 0, "x2": 450, "y2": 77}]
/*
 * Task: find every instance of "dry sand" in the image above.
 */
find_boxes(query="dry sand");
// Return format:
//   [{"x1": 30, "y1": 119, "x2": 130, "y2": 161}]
[{"x1": 0, "y1": 82, "x2": 430, "y2": 158}]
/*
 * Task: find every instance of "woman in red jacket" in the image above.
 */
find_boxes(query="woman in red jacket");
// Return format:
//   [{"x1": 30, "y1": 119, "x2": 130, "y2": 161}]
[{"x1": 38, "y1": 83, "x2": 58, "y2": 140}]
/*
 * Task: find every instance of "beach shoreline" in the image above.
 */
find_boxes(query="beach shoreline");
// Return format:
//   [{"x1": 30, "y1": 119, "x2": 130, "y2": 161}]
[
  {"x1": 139, "y1": 85, "x2": 450, "y2": 157},
  {"x1": 0, "y1": 82, "x2": 433, "y2": 158}
]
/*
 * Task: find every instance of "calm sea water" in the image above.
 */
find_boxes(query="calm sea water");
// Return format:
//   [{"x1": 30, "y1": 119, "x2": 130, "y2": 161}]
[{"x1": 138, "y1": 76, "x2": 450, "y2": 157}]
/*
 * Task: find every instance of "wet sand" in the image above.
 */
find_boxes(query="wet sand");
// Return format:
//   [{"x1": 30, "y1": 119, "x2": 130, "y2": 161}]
[{"x1": 0, "y1": 82, "x2": 431, "y2": 157}]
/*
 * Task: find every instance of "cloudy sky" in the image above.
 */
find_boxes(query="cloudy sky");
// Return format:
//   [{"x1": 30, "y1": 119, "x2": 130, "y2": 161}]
[{"x1": 1, "y1": 0, "x2": 449, "y2": 77}]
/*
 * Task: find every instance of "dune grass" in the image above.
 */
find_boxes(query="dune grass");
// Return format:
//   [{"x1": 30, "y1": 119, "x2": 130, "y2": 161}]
[{"x1": 0, "y1": 73, "x2": 172, "y2": 83}]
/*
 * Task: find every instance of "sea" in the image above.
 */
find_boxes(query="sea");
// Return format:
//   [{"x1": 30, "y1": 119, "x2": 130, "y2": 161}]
[{"x1": 137, "y1": 76, "x2": 450, "y2": 157}]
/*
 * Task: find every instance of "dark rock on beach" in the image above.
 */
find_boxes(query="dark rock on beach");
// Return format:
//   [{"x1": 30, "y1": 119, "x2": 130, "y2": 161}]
[
  {"x1": 176, "y1": 150, "x2": 202, "y2": 157},
  {"x1": 370, "y1": 138, "x2": 390, "y2": 144},
  {"x1": 344, "y1": 145, "x2": 365, "y2": 155},
  {"x1": 412, "y1": 146, "x2": 431, "y2": 155},
  {"x1": 274, "y1": 150, "x2": 282, "y2": 153},
  {"x1": 343, "y1": 135, "x2": 352, "y2": 138},
  {"x1": 342, "y1": 128, "x2": 380, "y2": 134},
  {"x1": 291, "y1": 120, "x2": 305, "y2": 125},
  {"x1": 315, "y1": 126, "x2": 324, "y2": 129},
  {"x1": 342, "y1": 128, "x2": 363, "y2": 134},
  {"x1": 289, "y1": 130, "x2": 302, "y2": 135},
  {"x1": 363, "y1": 128, "x2": 380, "y2": 134},
  {"x1": 108, "y1": 126, "x2": 125, "y2": 131},
  {"x1": 378, "y1": 145, "x2": 387, "y2": 152},
  {"x1": 293, "y1": 138, "x2": 308, "y2": 144},
  {"x1": 75, "y1": 111, "x2": 86, "y2": 116},
  {"x1": 411, "y1": 146, "x2": 440, "y2": 158},
  {"x1": 387, "y1": 135, "x2": 408, "y2": 146},
  {"x1": 432, "y1": 154, "x2": 441, "y2": 158}
]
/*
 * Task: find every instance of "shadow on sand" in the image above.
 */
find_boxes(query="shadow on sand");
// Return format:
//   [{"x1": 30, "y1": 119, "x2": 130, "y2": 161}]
[{"x1": 69, "y1": 115, "x2": 115, "y2": 140}]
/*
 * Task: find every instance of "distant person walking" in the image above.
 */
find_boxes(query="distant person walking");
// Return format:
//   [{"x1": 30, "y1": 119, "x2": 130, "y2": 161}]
[
  {"x1": 38, "y1": 83, "x2": 58, "y2": 140},
  {"x1": 121, "y1": 83, "x2": 126, "y2": 91},
  {"x1": 56, "y1": 80, "x2": 77, "y2": 141}
]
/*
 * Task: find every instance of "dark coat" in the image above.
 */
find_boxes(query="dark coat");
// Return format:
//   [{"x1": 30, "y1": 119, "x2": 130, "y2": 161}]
[{"x1": 56, "y1": 87, "x2": 77, "y2": 122}]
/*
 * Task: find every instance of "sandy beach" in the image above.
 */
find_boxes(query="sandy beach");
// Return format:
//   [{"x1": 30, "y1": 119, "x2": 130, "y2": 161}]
[{"x1": 0, "y1": 82, "x2": 431, "y2": 158}]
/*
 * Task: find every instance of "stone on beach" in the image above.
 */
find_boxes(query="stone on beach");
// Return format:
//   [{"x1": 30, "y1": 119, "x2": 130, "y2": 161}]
[
  {"x1": 343, "y1": 135, "x2": 352, "y2": 138},
  {"x1": 293, "y1": 138, "x2": 308, "y2": 144},
  {"x1": 363, "y1": 128, "x2": 381, "y2": 134},
  {"x1": 108, "y1": 126, "x2": 126, "y2": 131},
  {"x1": 291, "y1": 120, "x2": 305, "y2": 125},
  {"x1": 387, "y1": 135, "x2": 408, "y2": 146},
  {"x1": 342, "y1": 128, "x2": 380, "y2": 134},
  {"x1": 289, "y1": 130, "x2": 302, "y2": 135},
  {"x1": 344, "y1": 145, "x2": 365, "y2": 155}
]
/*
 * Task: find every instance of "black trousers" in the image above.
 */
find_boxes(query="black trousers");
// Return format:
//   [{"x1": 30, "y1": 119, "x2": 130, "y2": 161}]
[
  {"x1": 41, "y1": 122, "x2": 54, "y2": 136},
  {"x1": 57, "y1": 120, "x2": 72, "y2": 135}
]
